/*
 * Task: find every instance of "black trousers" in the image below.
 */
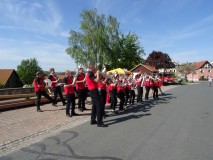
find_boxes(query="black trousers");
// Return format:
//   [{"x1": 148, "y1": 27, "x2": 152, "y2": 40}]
[
  {"x1": 89, "y1": 89, "x2": 103, "y2": 125},
  {"x1": 65, "y1": 93, "x2": 75, "y2": 115},
  {"x1": 117, "y1": 91, "x2": 125, "y2": 110},
  {"x1": 145, "y1": 86, "x2": 151, "y2": 100},
  {"x1": 124, "y1": 88, "x2": 130, "y2": 106},
  {"x1": 98, "y1": 89, "x2": 107, "y2": 116},
  {"x1": 153, "y1": 86, "x2": 159, "y2": 99},
  {"x1": 129, "y1": 89, "x2": 135, "y2": 104},
  {"x1": 77, "y1": 89, "x2": 86, "y2": 110},
  {"x1": 53, "y1": 86, "x2": 65, "y2": 104},
  {"x1": 110, "y1": 90, "x2": 117, "y2": 111},
  {"x1": 136, "y1": 86, "x2": 143, "y2": 102},
  {"x1": 35, "y1": 91, "x2": 55, "y2": 110}
]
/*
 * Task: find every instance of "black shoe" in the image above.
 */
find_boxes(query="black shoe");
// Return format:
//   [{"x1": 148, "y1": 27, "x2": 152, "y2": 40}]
[
  {"x1": 37, "y1": 109, "x2": 43, "y2": 112},
  {"x1": 90, "y1": 121, "x2": 97, "y2": 125},
  {"x1": 114, "y1": 111, "x2": 119, "y2": 115},
  {"x1": 71, "y1": 113, "x2": 79, "y2": 116},
  {"x1": 97, "y1": 123, "x2": 108, "y2": 127},
  {"x1": 103, "y1": 114, "x2": 109, "y2": 119},
  {"x1": 52, "y1": 103, "x2": 58, "y2": 107},
  {"x1": 66, "y1": 114, "x2": 72, "y2": 117}
]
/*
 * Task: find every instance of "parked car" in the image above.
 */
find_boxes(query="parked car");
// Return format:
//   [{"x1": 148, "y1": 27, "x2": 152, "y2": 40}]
[{"x1": 163, "y1": 73, "x2": 175, "y2": 84}]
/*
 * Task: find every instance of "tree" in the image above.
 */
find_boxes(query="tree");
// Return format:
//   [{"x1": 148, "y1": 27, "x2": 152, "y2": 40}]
[
  {"x1": 115, "y1": 32, "x2": 144, "y2": 69},
  {"x1": 145, "y1": 51, "x2": 174, "y2": 69},
  {"x1": 66, "y1": 8, "x2": 145, "y2": 70},
  {"x1": 17, "y1": 58, "x2": 43, "y2": 85},
  {"x1": 176, "y1": 63, "x2": 196, "y2": 81}
]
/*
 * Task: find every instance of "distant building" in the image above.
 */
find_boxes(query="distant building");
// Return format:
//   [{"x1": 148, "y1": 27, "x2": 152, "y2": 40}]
[
  {"x1": 0, "y1": 69, "x2": 23, "y2": 88},
  {"x1": 158, "y1": 62, "x2": 178, "y2": 74},
  {"x1": 130, "y1": 63, "x2": 158, "y2": 77},
  {"x1": 187, "y1": 60, "x2": 213, "y2": 81}
]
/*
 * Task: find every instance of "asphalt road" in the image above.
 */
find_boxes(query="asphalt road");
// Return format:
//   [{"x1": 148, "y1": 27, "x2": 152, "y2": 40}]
[{"x1": 1, "y1": 82, "x2": 213, "y2": 160}]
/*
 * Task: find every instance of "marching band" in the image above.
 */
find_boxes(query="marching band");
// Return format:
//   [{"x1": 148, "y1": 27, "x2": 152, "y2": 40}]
[{"x1": 33, "y1": 65, "x2": 164, "y2": 127}]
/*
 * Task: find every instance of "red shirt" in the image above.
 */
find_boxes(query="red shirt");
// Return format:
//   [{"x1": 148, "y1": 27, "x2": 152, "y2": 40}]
[
  {"x1": 144, "y1": 79, "x2": 150, "y2": 87},
  {"x1": 63, "y1": 76, "x2": 75, "y2": 95},
  {"x1": 86, "y1": 71, "x2": 98, "y2": 90},
  {"x1": 33, "y1": 77, "x2": 45, "y2": 92},
  {"x1": 98, "y1": 77, "x2": 107, "y2": 90},
  {"x1": 117, "y1": 81, "x2": 125, "y2": 92},
  {"x1": 76, "y1": 73, "x2": 85, "y2": 90},
  {"x1": 135, "y1": 76, "x2": 142, "y2": 86},
  {"x1": 108, "y1": 83, "x2": 116, "y2": 91},
  {"x1": 150, "y1": 79, "x2": 154, "y2": 87},
  {"x1": 48, "y1": 74, "x2": 57, "y2": 88}
]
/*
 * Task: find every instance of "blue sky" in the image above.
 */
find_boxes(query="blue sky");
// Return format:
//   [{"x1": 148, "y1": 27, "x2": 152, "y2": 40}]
[{"x1": 0, "y1": 0, "x2": 213, "y2": 72}]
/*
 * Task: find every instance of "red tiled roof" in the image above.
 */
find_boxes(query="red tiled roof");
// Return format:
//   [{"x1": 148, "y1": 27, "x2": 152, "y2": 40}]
[
  {"x1": 130, "y1": 63, "x2": 158, "y2": 72},
  {"x1": 142, "y1": 64, "x2": 158, "y2": 72},
  {"x1": 0, "y1": 69, "x2": 14, "y2": 85},
  {"x1": 192, "y1": 60, "x2": 209, "y2": 70}
]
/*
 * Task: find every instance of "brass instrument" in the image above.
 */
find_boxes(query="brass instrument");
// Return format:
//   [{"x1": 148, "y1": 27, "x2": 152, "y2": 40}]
[{"x1": 99, "y1": 67, "x2": 117, "y2": 83}]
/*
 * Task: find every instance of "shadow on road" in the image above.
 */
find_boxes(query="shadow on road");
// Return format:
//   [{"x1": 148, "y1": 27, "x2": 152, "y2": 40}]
[
  {"x1": 105, "y1": 93, "x2": 176, "y2": 126},
  {"x1": 1, "y1": 130, "x2": 122, "y2": 160}
]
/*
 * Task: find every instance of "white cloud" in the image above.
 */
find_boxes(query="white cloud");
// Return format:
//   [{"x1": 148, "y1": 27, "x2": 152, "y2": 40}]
[
  {"x1": 0, "y1": 0, "x2": 64, "y2": 36},
  {"x1": 0, "y1": 38, "x2": 76, "y2": 71}
]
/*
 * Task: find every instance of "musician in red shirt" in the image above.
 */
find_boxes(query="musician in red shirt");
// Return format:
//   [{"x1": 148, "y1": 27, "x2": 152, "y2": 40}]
[
  {"x1": 98, "y1": 70, "x2": 108, "y2": 118},
  {"x1": 153, "y1": 77, "x2": 159, "y2": 100},
  {"x1": 144, "y1": 75, "x2": 151, "y2": 100},
  {"x1": 33, "y1": 71, "x2": 56, "y2": 112},
  {"x1": 123, "y1": 74, "x2": 130, "y2": 107},
  {"x1": 128, "y1": 73, "x2": 135, "y2": 105},
  {"x1": 48, "y1": 68, "x2": 66, "y2": 106},
  {"x1": 108, "y1": 76, "x2": 118, "y2": 114},
  {"x1": 117, "y1": 76, "x2": 125, "y2": 111},
  {"x1": 86, "y1": 64, "x2": 107, "y2": 127},
  {"x1": 76, "y1": 67, "x2": 87, "y2": 112},
  {"x1": 135, "y1": 71, "x2": 143, "y2": 103},
  {"x1": 63, "y1": 70, "x2": 78, "y2": 117}
]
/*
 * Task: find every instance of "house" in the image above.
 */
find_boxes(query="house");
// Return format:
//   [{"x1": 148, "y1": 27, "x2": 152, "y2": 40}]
[
  {"x1": 187, "y1": 60, "x2": 213, "y2": 81},
  {"x1": 130, "y1": 63, "x2": 158, "y2": 77},
  {"x1": 0, "y1": 69, "x2": 23, "y2": 88},
  {"x1": 158, "y1": 62, "x2": 179, "y2": 74}
]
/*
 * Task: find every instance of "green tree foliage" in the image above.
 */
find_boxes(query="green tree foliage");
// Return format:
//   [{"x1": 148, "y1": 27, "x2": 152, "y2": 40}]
[
  {"x1": 115, "y1": 32, "x2": 145, "y2": 69},
  {"x1": 66, "y1": 8, "x2": 144, "y2": 70},
  {"x1": 176, "y1": 63, "x2": 196, "y2": 81},
  {"x1": 17, "y1": 58, "x2": 43, "y2": 85},
  {"x1": 145, "y1": 51, "x2": 174, "y2": 69}
]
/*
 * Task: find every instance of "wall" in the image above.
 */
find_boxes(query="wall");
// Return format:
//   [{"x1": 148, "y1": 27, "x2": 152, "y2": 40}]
[
  {"x1": 0, "y1": 87, "x2": 34, "y2": 95},
  {"x1": 187, "y1": 68, "x2": 213, "y2": 81}
]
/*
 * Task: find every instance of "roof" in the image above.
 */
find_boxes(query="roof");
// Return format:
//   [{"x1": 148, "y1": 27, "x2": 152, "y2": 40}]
[
  {"x1": 0, "y1": 69, "x2": 15, "y2": 85},
  {"x1": 130, "y1": 63, "x2": 158, "y2": 72},
  {"x1": 192, "y1": 60, "x2": 210, "y2": 70}
]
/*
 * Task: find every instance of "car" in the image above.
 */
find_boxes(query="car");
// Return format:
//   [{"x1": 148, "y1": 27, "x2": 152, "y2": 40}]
[{"x1": 163, "y1": 73, "x2": 175, "y2": 84}]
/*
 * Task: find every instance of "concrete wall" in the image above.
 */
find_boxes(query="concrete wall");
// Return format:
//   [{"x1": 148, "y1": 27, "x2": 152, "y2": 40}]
[{"x1": 0, "y1": 87, "x2": 34, "y2": 95}]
